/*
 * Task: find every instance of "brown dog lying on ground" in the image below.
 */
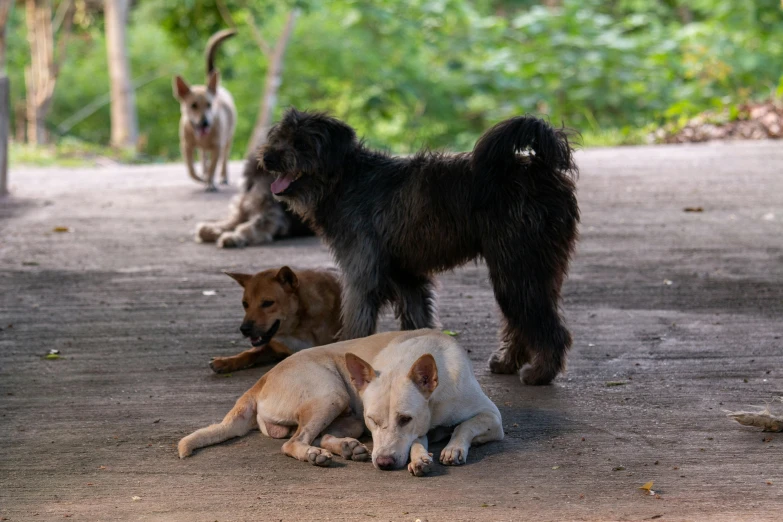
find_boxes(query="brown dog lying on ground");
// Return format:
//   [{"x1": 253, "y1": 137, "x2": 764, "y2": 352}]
[{"x1": 209, "y1": 266, "x2": 341, "y2": 373}]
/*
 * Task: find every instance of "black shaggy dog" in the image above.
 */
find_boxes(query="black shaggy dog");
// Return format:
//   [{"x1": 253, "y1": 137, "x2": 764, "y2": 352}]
[{"x1": 260, "y1": 109, "x2": 579, "y2": 385}]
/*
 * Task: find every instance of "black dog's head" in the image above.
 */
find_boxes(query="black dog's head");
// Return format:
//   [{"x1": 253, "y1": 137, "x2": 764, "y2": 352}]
[{"x1": 259, "y1": 108, "x2": 358, "y2": 207}]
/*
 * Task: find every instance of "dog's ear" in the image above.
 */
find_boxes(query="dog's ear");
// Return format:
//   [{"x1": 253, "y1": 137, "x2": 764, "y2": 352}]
[
  {"x1": 408, "y1": 354, "x2": 438, "y2": 397},
  {"x1": 275, "y1": 266, "x2": 299, "y2": 291},
  {"x1": 345, "y1": 353, "x2": 375, "y2": 392},
  {"x1": 173, "y1": 76, "x2": 191, "y2": 101},
  {"x1": 207, "y1": 70, "x2": 219, "y2": 95},
  {"x1": 224, "y1": 271, "x2": 251, "y2": 287}
]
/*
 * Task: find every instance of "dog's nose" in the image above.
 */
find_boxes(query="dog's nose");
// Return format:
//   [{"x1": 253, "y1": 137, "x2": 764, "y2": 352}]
[
  {"x1": 262, "y1": 153, "x2": 275, "y2": 169},
  {"x1": 239, "y1": 322, "x2": 254, "y2": 337},
  {"x1": 375, "y1": 455, "x2": 396, "y2": 470}
]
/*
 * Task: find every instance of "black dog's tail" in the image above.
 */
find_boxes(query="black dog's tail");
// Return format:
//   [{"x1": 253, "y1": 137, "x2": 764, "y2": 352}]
[
  {"x1": 472, "y1": 116, "x2": 578, "y2": 179},
  {"x1": 205, "y1": 29, "x2": 237, "y2": 76}
]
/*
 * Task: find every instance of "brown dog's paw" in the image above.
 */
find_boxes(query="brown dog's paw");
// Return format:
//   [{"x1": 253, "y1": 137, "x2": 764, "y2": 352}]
[
  {"x1": 488, "y1": 348, "x2": 519, "y2": 374},
  {"x1": 307, "y1": 447, "x2": 333, "y2": 467},
  {"x1": 209, "y1": 357, "x2": 239, "y2": 374},
  {"x1": 217, "y1": 233, "x2": 246, "y2": 249},
  {"x1": 341, "y1": 439, "x2": 370, "y2": 461},
  {"x1": 408, "y1": 453, "x2": 434, "y2": 476}
]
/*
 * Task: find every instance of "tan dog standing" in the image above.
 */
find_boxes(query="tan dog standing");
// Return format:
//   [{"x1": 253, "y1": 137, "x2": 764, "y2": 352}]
[
  {"x1": 209, "y1": 266, "x2": 342, "y2": 373},
  {"x1": 173, "y1": 29, "x2": 237, "y2": 191}
]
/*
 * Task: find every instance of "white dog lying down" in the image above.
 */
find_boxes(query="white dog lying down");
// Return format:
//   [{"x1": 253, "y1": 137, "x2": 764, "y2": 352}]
[
  {"x1": 178, "y1": 329, "x2": 503, "y2": 475},
  {"x1": 345, "y1": 332, "x2": 504, "y2": 474}
]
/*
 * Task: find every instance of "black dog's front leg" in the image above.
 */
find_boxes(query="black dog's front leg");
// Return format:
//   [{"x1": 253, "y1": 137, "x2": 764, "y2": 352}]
[
  {"x1": 336, "y1": 241, "x2": 387, "y2": 339},
  {"x1": 391, "y1": 272, "x2": 440, "y2": 331},
  {"x1": 340, "y1": 280, "x2": 383, "y2": 339}
]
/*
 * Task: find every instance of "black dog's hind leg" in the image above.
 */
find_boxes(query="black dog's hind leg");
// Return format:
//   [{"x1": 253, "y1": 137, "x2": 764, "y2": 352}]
[
  {"x1": 391, "y1": 273, "x2": 440, "y2": 331},
  {"x1": 483, "y1": 233, "x2": 572, "y2": 385}
]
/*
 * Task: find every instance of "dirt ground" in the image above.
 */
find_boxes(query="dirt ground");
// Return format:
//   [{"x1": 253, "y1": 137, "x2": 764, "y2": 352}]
[{"x1": 1, "y1": 141, "x2": 782, "y2": 521}]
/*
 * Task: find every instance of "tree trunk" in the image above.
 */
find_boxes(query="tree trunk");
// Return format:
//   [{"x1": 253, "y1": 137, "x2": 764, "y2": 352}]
[
  {"x1": 245, "y1": 9, "x2": 298, "y2": 157},
  {"x1": 104, "y1": 0, "x2": 138, "y2": 150},
  {"x1": 1, "y1": 0, "x2": 12, "y2": 196},
  {"x1": 0, "y1": 76, "x2": 9, "y2": 196},
  {"x1": 23, "y1": 0, "x2": 72, "y2": 145}
]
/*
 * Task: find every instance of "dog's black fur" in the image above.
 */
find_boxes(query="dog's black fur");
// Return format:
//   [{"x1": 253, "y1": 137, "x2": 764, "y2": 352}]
[{"x1": 261, "y1": 109, "x2": 579, "y2": 385}]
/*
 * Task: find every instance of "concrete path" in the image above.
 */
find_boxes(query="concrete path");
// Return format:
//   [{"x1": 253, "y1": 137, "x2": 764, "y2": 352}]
[{"x1": 1, "y1": 141, "x2": 781, "y2": 521}]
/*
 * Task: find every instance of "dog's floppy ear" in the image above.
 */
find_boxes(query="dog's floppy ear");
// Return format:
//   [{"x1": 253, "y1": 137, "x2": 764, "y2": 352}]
[
  {"x1": 173, "y1": 76, "x2": 191, "y2": 101},
  {"x1": 408, "y1": 354, "x2": 438, "y2": 397},
  {"x1": 345, "y1": 353, "x2": 376, "y2": 392},
  {"x1": 276, "y1": 266, "x2": 299, "y2": 291},
  {"x1": 207, "y1": 70, "x2": 219, "y2": 95},
  {"x1": 224, "y1": 271, "x2": 251, "y2": 287}
]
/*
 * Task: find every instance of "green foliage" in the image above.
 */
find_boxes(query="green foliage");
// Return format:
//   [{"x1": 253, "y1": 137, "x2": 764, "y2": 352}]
[{"x1": 5, "y1": 0, "x2": 783, "y2": 160}]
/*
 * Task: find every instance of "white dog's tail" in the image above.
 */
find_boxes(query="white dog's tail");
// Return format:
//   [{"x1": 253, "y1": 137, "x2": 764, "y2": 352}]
[{"x1": 178, "y1": 385, "x2": 260, "y2": 458}]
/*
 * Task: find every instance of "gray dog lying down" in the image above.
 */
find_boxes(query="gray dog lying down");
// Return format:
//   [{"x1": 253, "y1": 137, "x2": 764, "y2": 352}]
[{"x1": 178, "y1": 330, "x2": 503, "y2": 475}]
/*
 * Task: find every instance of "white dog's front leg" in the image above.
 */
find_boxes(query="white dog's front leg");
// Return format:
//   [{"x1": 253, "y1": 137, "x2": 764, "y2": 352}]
[
  {"x1": 407, "y1": 435, "x2": 433, "y2": 477},
  {"x1": 440, "y1": 411, "x2": 503, "y2": 466}
]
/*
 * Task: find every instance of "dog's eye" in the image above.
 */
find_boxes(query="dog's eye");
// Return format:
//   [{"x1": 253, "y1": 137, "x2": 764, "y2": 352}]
[
  {"x1": 261, "y1": 300, "x2": 274, "y2": 308},
  {"x1": 191, "y1": 102, "x2": 198, "y2": 110},
  {"x1": 206, "y1": 102, "x2": 212, "y2": 109},
  {"x1": 242, "y1": 301, "x2": 249, "y2": 309},
  {"x1": 398, "y1": 415, "x2": 412, "y2": 427}
]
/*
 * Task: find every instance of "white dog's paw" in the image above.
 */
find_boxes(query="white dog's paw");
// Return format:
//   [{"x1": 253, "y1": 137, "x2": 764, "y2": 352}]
[
  {"x1": 440, "y1": 446, "x2": 468, "y2": 466},
  {"x1": 205, "y1": 183, "x2": 218, "y2": 193},
  {"x1": 216, "y1": 233, "x2": 247, "y2": 249},
  {"x1": 307, "y1": 447, "x2": 333, "y2": 467},
  {"x1": 408, "y1": 452, "x2": 434, "y2": 476},
  {"x1": 341, "y1": 439, "x2": 370, "y2": 461}
]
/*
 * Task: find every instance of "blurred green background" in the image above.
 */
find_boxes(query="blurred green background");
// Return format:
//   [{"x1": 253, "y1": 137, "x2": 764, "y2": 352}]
[{"x1": 6, "y1": 0, "x2": 783, "y2": 164}]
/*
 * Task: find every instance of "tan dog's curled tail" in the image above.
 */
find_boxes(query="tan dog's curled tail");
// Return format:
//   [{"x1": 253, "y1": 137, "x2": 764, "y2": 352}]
[
  {"x1": 178, "y1": 381, "x2": 260, "y2": 458},
  {"x1": 206, "y1": 29, "x2": 237, "y2": 76}
]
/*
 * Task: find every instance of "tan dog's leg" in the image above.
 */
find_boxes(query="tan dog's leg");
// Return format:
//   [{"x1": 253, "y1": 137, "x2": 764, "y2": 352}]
[
  {"x1": 204, "y1": 146, "x2": 220, "y2": 192},
  {"x1": 407, "y1": 435, "x2": 434, "y2": 476},
  {"x1": 281, "y1": 398, "x2": 348, "y2": 467},
  {"x1": 210, "y1": 339, "x2": 292, "y2": 374},
  {"x1": 440, "y1": 410, "x2": 503, "y2": 466},
  {"x1": 201, "y1": 149, "x2": 209, "y2": 179},
  {"x1": 182, "y1": 141, "x2": 203, "y2": 183},
  {"x1": 317, "y1": 416, "x2": 369, "y2": 461},
  {"x1": 220, "y1": 138, "x2": 232, "y2": 185}
]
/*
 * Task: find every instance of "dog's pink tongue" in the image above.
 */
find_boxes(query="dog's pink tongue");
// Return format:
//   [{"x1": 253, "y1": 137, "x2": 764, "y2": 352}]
[{"x1": 271, "y1": 175, "x2": 293, "y2": 194}]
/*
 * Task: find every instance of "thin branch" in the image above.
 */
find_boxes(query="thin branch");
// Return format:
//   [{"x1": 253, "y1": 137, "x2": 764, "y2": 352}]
[
  {"x1": 52, "y1": 0, "x2": 72, "y2": 33},
  {"x1": 215, "y1": 0, "x2": 237, "y2": 30},
  {"x1": 245, "y1": 9, "x2": 272, "y2": 57},
  {"x1": 52, "y1": 0, "x2": 74, "y2": 77},
  {"x1": 0, "y1": 0, "x2": 12, "y2": 29}
]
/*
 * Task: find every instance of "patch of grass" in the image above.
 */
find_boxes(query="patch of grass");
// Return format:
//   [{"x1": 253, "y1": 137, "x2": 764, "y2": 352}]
[
  {"x1": 10, "y1": 137, "x2": 163, "y2": 167},
  {"x1": 581, "y1": 126, "x2": 652, "y2": 148}
]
